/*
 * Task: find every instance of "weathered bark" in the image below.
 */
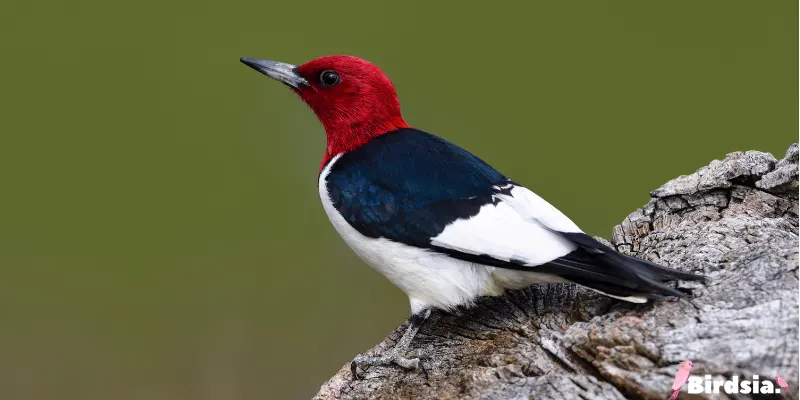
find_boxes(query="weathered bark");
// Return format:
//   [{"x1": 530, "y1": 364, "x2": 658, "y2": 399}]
[{"x1": 315, "y1": 144, "x2": 799, "y2": 400}]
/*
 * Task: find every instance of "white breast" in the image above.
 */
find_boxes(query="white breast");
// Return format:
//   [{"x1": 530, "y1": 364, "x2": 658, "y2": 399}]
[
  {"x1": 318, "y1": 154, "x2": 499, "y2": 313},
  {"x1": 317, "y1": 155, "x2": 578, "y2": 312}
]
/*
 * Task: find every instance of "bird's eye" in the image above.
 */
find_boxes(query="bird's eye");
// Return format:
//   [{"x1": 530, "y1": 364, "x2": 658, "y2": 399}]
[{"x1": 318, "y1": 70, "x2": 341, "y2": 87}]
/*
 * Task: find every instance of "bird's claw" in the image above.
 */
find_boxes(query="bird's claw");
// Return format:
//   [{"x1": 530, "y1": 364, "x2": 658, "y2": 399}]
[
  {"x1": 350, "y1": 351, "x2": 429, "y2": 380},
  {"x1": 404, "y1": 349, "x2": 429, "y2": 361},
  {"x1": 350, "y1": 360, "x2": 362, "y2": 379}
]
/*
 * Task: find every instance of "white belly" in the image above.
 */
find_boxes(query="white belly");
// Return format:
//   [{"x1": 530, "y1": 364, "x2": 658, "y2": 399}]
[
  {"x1": 318, "y1": 154, "x2": 567, "y2": 313},
  {"x1": 319, "y1": 155, "x2": 496, "y2": 313}
]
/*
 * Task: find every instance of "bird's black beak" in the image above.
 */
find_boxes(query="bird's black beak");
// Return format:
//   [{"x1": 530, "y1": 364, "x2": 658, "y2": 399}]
[{"x1": 240, "y1": 57, "x2": 309, "y2": 89}]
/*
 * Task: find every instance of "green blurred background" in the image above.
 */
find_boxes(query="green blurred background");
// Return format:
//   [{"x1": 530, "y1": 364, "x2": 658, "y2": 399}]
[{"x1": 0, "y1": 0, "x2": 796, "y2": 398}]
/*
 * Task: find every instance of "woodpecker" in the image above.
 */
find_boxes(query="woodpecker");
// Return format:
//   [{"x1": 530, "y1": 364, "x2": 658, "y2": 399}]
[{"x1": 240, "y1": 55, "x2": 705, "y2": 377}]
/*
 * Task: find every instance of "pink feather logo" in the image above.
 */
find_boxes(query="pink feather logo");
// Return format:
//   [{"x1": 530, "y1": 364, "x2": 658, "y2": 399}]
[
  {"x1": 776, "y1": 376, "x2": 789, "y2": 390},
  {"x1": 667, "y1": 360, "x2": 693, "y2": 400},
  {"x1": 666, "y1": 364, "x2": 791, "y2": 398}
]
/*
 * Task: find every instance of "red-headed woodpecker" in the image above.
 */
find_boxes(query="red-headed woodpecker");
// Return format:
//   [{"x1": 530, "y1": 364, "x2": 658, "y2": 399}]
[{"x1": 240, "y1": 55, "x2": 705, "y2": 378}]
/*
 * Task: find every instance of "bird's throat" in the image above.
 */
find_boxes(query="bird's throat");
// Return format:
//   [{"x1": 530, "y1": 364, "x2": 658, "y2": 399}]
[{"x1": 319, "y1": 115, "x2": 409, "y2": 170}]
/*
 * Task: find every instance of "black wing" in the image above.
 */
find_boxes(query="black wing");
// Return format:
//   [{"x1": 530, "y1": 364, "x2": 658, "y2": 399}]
[
  {"x1": 324, "y1": 128, "x2": 508, "y2": 247},
  {"x1": 325, "y1": 128, "x2": 705, "y2": 300}
]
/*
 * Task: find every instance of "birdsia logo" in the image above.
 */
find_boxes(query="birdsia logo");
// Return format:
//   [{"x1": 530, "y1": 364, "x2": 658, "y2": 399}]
[
  {"x1": 667, "y1": 360, "x2": 790, "y2": 398},
  {"x1": 685, "y1": 375, "x2": 786, "y2": 395}
]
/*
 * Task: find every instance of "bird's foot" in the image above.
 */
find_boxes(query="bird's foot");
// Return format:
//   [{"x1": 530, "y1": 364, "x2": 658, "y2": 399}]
[
  {"x1": 350, "y1": 349, "x2": 429, "y2": 380},
  {"x1": 350, "y1": 309, "x2": 432, "y2": 380}
]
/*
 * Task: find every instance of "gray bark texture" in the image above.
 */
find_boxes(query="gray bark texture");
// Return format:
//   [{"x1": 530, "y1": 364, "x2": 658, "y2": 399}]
[{"x1": 315, "y1": 144, "x2": 799, "y2": 400}]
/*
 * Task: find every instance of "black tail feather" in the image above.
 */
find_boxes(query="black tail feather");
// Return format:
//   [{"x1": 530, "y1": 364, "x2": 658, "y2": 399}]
[
  {"x1": 618, "y1": 252, "x2": 705, "y2": 282},
  {"x1": 538, "y1": 232, "x2": 705, "y2": 301}
]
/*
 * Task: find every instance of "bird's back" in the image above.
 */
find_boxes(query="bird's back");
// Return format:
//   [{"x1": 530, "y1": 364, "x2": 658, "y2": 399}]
[
  {"x1": 321, "y1": 128, "x2": 510, "y2": 245},
  {"x1": 318, "y1": 127, "x2": 704, "y2": 310}
]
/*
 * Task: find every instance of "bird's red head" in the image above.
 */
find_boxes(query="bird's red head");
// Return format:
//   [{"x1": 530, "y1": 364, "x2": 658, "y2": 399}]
[{"x1": 241, "y1": 55, "x2": 409, "y2": 167}]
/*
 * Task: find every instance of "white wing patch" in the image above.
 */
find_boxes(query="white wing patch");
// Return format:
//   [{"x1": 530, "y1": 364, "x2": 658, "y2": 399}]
[
  {"x1": 497, "y1": 185, "x2": 582, "y2": 233},
  {"x1": 430, "y1": 185, "x2": 581, "y2": 266}
]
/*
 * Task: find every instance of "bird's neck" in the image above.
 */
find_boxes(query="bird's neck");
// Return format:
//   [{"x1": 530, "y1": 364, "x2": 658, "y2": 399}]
[{"x1": 319, "y1": 115, "x2": 409, "y2": 170}]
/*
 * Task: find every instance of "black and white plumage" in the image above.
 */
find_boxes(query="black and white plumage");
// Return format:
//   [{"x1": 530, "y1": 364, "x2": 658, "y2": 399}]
[
  {"x1": 319, "y1": 128, "x2": 701, "y2": 313},
  {"x1": 242, "y1": 54, "x2": 705, "y2": 376}
]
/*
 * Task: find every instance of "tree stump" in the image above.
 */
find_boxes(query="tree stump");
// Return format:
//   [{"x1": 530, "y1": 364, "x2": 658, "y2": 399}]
[{"x1": 315, "y1": 144, "x2": 799, "y2": 400}]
